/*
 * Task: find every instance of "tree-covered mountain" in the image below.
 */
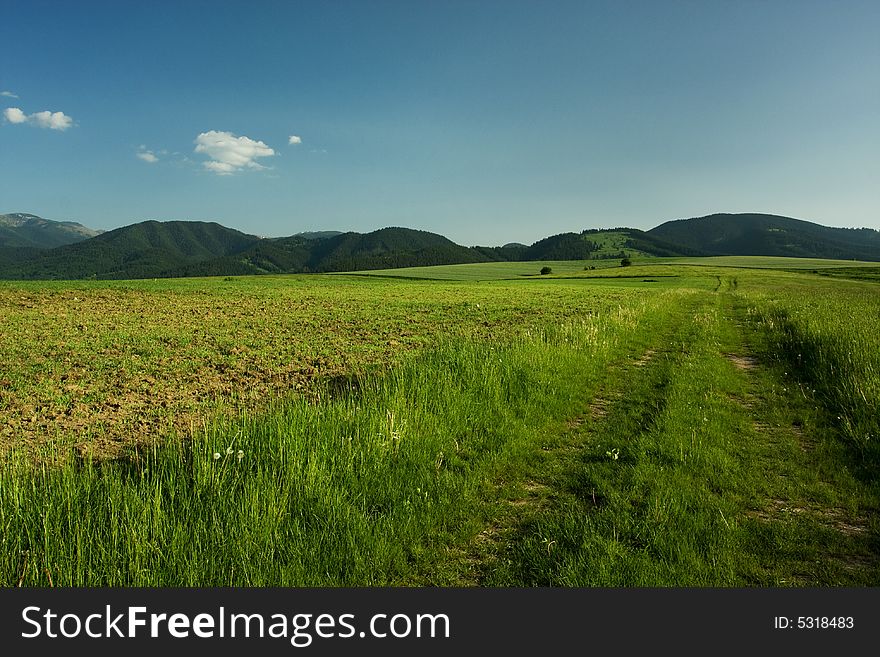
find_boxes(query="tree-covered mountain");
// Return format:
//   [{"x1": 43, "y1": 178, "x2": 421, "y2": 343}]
[
  {"x1": 0, "y1": 222, "x2": 491, "y2": 279},
  {"x1": 613, "y1": 228, "x2": 707, "y2": 258},
  {"x1": 305, "y1": 227, "x2": 490, "y2": 272},
  {"x1": 0, "y1": 221, "x2": 262, "y2": 280},
  {"x1": 474, "y1": 232, "x2": 598, "y2": 261},
  {"x1": 163, "y1": 227, "x2": 491, "y2": 277},
  {"x1": 474, "y1": 228, "x2": 704, "y2": 261},
  {"x1": 648, "y1": 213, "x2": 880, "y2": 260},
  {"x1": 0, "y1": 213, "x2": 102, "y2": 249},
  {"x1": 2, "y1": 211, "x2": 878, "y2": 280}
]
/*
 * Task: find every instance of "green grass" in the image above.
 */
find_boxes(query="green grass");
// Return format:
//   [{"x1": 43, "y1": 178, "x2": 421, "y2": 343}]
[
  {"x1": 0, "y1": 274, "x2": 650, "y2": 456},
  {"x1": 1, "y1": 260, "x2": 878, "y2": 587},
  {"x1": 745, "y1": 286, "x2": 880, "y2": 462},
  {"x1": 1, "y1": 288, "x2": 677, "y2": 585},
  {"x1": 477, "y1": 293, "x2": 878, "y2": 586},
  {"x1": 339, "y1": 259, "x2": 623, "y2": 280},
  {"x1": 340, "y1": 255, "x2": 880, "y2": 282},
  {"x1": 668, "y1": 255, "x2": 880, "y2": 269}
]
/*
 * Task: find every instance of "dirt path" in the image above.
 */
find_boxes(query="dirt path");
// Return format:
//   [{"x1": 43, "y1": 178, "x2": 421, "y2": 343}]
[
  {"x1": 428, "y1": 290, "x2": 879, "y2": 586},
  {"x1": 719, "y1": 298, "x2": 877, "y2": 584},
  {"x1": 439, "y1": 319, "x2": 687, "y2": 585}
]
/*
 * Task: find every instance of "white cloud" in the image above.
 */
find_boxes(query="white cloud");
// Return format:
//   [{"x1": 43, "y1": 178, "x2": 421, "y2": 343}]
[
  {"x1": 1, "y1": 91, "x2": 19, "y2": 99},
  {"x1": 4, "y1": 107, "x2": 27, "y2": 123},
  {"x1": 30, "y1": 110, "x2": 74, "y2": 130},
  {"x1": 136, "y1": 146, "x2": 159, "y2": 163},
  {"x1": 194, "y1": 130, "x2": 275, "y2": 175},
  {"x1": 288, "y1": 135, "x2": 302, "y2": 145},
  {"x1": 3, "y1": 106, "x2": 74, "y2": 130},
  {"x1": 203, "y1": 160, "x2": 238, "y2": 174}
]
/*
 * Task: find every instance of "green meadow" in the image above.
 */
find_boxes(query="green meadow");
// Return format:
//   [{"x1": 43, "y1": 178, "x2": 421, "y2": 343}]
[
  {"x1": 341, "y1": 259, "x2": 611, "y2": 280},
  {"x1": 340, "y1": 255, "x2": 880, "y2": 282},
  {"x1": 1, "y1": 259, "x2": 878, "y2": 586}
]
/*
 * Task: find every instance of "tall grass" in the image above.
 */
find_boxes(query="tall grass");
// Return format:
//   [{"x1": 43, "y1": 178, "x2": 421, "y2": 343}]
[
  {"x1": 483, "y1": 292, "x2": 880, "y2": 586},
  {"x1": 485, "y1": 301, "x2": 752, "y2": 586},
  {"x1": 746, "y1": 287, "x2": 880, "y2": 463},
  {"x1": 0, "y1": 292, "x2": 680, "y2": 586}
]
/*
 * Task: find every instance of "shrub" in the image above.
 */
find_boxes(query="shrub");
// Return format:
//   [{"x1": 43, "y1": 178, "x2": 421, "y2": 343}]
[{"x1": 540, "y1": 266, "x2": 553, "y2": 275}]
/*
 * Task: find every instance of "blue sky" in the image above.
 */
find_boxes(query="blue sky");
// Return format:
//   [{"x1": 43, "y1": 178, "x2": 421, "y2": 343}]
[{"x1": 1, "y1": 0, "x2": 877, "y2": 245}]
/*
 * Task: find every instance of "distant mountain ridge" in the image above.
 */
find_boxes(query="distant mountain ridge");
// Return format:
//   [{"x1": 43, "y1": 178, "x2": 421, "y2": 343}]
[
  {"x1": 0, "y1": 222, "x2": 496, "y2": 280},
  {"x1": 0, "y1": 213, "x2": 102, "y2": 249},
  {"x1": 0, "y1": 211, "x2": 878, "y2": 280},
  {"x1": 169, "y1": 226, "x2": 492, "y2": 278},
  {"x1": 648, "y1": 213, "x2": 880, "y2": 261},
  {"x1": 0, "y1": 221, "x2": 262, "y2": 280}
]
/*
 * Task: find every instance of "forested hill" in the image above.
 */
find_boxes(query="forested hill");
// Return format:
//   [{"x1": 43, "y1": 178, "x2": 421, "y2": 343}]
[
  {"x1": 0, "y1": 221, "x2": 262, "y2": 280},
  {"x1": 168, "y1": 227, "x2": 494, "y2": 277},
  {"x1": 648, "y1": 213, "x2": 880, "y2": 261},
  {"x1": 2, "y1": 211, "x2": 877, "y2": 280},
  {"x1": 0, "y1": 223, "x2": 495, "y2": 279}
]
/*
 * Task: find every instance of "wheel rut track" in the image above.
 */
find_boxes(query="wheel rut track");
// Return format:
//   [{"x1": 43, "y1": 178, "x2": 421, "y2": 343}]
[{"x1": 446, "y1": 319, "x2": 694, "y2": 586}]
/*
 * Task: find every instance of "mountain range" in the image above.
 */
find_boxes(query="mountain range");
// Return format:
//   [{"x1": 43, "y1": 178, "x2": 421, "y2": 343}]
[
  {"x1": 0, "y1": 211, "x2": 878, "y2": 280},
  {"x1": 0, "y1": 213, "x2": 102, "y2": 249}
]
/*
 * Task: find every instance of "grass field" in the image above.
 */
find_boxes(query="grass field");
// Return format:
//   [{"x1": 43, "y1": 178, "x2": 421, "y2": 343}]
[
  {"x1": 341, "y1": 256, "x2": 880, "y2": 282},
  {"x1": 0, "y1": 275, "x2": 637, "y2": 457},
  {"x1": 669, "y1": 255, "x2": 880, "y2": 269},
  {"x1": 342, "y1": 259, "x2": 615, "y2": 280},
  {"x1": 1, "y1": 259, "x2": 878, "y2": 586}
]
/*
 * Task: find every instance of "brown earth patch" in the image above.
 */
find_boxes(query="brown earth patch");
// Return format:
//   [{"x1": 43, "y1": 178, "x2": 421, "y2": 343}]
[
  {"x1": 589, "y1": 399, "x2": 609, "y2": 419},
  {"x1": 508, "y1": 480, "x2": 552, "y2": 508},
  {"x1": 726, "y1": 353, "x2": 759, "y2": 370},
  {"x1": 634, "y1": 349, "x2": 655, "y2": 367},
  {"x1": 747, "y1": 499, "x2": 871, "y2": 538}
]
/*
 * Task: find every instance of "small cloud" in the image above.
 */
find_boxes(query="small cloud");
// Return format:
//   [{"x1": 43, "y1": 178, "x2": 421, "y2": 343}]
[
  {"x1": 288, "y1": 135, "x2": 302, "y2": 145},
  {"x1": 203, "y1": 160, "x2": 237, "y2": 175},
  {"x1": 30, "y1": 110, "x2": 74, "y2": 130},
  {"x1": 194, "y1": 130, "x2": 275, "y2": 175},
  {"x1": 3, "y1": 106, "x2": 74, "y2": 130},
  {"x1": 136, "y1": 146, "x2": 159, "y2": 163},
  {"x1": 3, "y1": 107, "x2": 27, "y2": 124},
  {"x1": 1, "y1": 90, "x2": 19, "y2": 99}
]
